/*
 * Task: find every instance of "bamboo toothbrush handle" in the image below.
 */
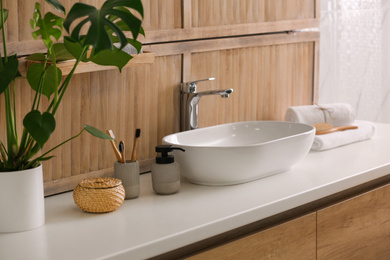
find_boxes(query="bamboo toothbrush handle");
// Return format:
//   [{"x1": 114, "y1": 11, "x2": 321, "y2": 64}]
[
  {"x1": 316, "y1": 125, "x2": 358, "y2": 135},
  {"x1": 131, "y1": 129, "x2": 141, "y2": 162},
  {"x1": 110, "y1": 140, "x2": 122, "y2": 162},
  {"x1": 119, "y1": 141, "x2": 126, "y2": 163},
  {"x1": 106, "y1": 130, "x2": 122, "y2": 162},
  {"x1": 131, "y1": 138, "x2": 138, "y2": 162}
]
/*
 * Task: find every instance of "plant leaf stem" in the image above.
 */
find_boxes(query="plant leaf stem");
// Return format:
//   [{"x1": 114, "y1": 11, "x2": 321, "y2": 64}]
[
  {"x1": 1, "y1": 0, "x2": 7, "y2": 61},
  {"x1": 1, "y1": 0, "x2": 18, "y2": 168},
  {"x1": 50, "y1": 45, "x2": 89, "y2": 116},
  {"x1": 11, "y1": 80, "x2": 18, "y2": 147},
  {"x1": 16, "y1": 58, "x2": 49, "y2": 164},
  {"x1": 34, "y1": 63, "x2": 46, "y2": 110},
  {"x1": 25, "y1": 46, "x2": 89, "y2": 164},
  {"x1": 23, "y1": 128, "x2": 86, "y2": 170},
  {"x1": 49, "y1": 45, "x2": 59, "y2": 106}
]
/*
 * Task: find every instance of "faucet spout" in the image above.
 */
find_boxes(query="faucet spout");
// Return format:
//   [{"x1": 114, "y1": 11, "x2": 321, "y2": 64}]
[
  {"x1": 196, "y1": 89, "x2": 233, "y2": 98},
  {"x1": 190, "y1": 89, "x2": 233, "y2": 107},
  {"x1": 180, "y1": 78, "x2": 233, "y2": 131}
]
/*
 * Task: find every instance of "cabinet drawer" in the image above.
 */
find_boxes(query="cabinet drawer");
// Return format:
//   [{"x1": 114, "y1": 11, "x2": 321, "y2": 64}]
[
  {"x1": 187, "y1": 213, "x2": 316, "y2": 260},
  {"x1": 317, "y1": 183, "x2": 390, "y2": 260}
]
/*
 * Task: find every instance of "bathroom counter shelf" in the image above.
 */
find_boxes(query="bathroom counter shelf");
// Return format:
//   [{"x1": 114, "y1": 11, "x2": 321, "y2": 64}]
[
  {"x1": 1, "y1": 123, "x2": 390, "y2": 260},
  {"x1": 18, "y1": 51, "x2": 155, "y2": 76}
]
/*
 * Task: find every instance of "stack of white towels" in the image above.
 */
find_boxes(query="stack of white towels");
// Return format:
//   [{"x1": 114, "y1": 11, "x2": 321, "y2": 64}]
[{"x1": 285, "y1": 103, "x2": 376, "y2": 151}]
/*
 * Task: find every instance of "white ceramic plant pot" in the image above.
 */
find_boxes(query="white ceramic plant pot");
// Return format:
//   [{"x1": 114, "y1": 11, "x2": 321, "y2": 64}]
[{"x1": 0, "y1": 165, "x2": 45, "y2": 233}]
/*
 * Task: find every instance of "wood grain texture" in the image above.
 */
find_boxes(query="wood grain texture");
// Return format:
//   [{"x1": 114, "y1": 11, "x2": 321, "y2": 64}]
[
  {"x1": 1, "y1": 0, "x2": 318, "y2": 55},
  {"x1": 0, "y1": 0, "x2": 319, "y2": 195},
  {"x1": 317, "y1": 183, "x2": 390, "y2": 260},
  {"x1": 0, "y1": 55, "x2": 181, "y2": 195},
  {"x1": 144, "y1": 31, "x2": 319, "y2": 56},
  {"x1": 0, "y1": 34, "x2": 317, "y2": 195},
  {"x1": 187, "y1": 213, "x2": 317, "y2": 260},
  {"x1": 1, "y1": 0, "x2": 183, "y2": 55},
  {"x1": 191, "y1": 0, "x2": 316, "y2": 27},
  {"x1": 189, "y1": 41, "x2": 315, "y2": 128},
  {"x1": 21, "y1": 52, "x2": 155, "y2": 76}
]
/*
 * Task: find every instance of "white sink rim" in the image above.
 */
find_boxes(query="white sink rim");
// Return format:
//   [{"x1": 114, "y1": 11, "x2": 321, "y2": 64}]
[
  {"x1": 162, "y1": 121, "x2": 315, "y2": 186},
  {"x1": 163, "y1": 121, "x2": 314, "y2": 149}
]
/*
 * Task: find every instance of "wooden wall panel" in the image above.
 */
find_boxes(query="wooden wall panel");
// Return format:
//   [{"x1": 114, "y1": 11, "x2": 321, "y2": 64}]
[
  {"x1": 191, "y1": 0, "x2": 316, "y2": 27},
  {"x1": 190, "y1": 42, "x2": 314, "y2": 128},
  {"x1": 0, "y1": 0, "x2": 319, "y2": 195},
  {"x1": 144, "y1": 0, "x2": 319, "y2": 43},
  {"x1": 0, "y1": 0, "x2": 182, "y2": 55},
  {"x1": 1, "y1": 0, "x2": 319, "y2": 54},
  {"x1": 0, "y1": 55, "x2": 181, "y2": 195},
  {"x1": 2, "y1": 0, "x2": 83, "y2": 42},
  {"x1": 142, "y1": 0, "x2": 182, "y2": 31}
]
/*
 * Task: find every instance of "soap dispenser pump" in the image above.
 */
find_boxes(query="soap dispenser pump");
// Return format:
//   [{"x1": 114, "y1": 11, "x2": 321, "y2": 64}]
[{"x1": 151, "y1": 145, "x2": 185, "y2": 195}]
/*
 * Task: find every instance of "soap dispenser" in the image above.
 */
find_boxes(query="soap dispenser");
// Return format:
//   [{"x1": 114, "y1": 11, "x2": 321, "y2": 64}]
[{"x1": 151, "y1": 145, "x2": 185, "y2": 195}]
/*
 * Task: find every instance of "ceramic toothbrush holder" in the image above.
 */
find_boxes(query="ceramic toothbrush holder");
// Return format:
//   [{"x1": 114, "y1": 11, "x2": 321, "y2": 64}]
[{"x1": 114, "y1": 160, "x2": 140, "y2": 199}]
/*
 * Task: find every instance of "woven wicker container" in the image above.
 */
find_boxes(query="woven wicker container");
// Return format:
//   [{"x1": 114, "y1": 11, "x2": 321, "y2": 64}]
[{"x1": 73, "y1": 177, "x2": 125, "y2": 213}]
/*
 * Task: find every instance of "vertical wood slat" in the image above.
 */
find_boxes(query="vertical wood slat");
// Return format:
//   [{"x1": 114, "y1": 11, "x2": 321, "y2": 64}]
[
  {"x1": 142, "y1": 0, "x2": 182, "y2": 31},
  {"x1": 182, "y1": 0, "x2": 191, "y2": 29},
  {"x1": 1, "y1": 0, "x2": 318, "y2": 55},
  {"x1": 192, "y1": 42, "x2": 314, "y2": 128},
  {"x1": 2, "y1": 0, "x2": 18, "y2": 42},
  {"x1": 191, "y1": 0, "x2": 317, "y2": 27},
  {"x1": 0, "y1": 56, "x2": 181, "y2": 195},
  {"x1": 1, "y1": 32, "x2": 318, "y2": 195},
  {"x1": 0, "y1": 0, "x2": 319, "y2": 196}
]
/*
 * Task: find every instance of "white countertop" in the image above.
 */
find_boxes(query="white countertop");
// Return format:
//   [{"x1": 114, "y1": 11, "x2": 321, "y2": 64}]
[{"x1": 2, "y1": 123, "x2": 390, "y2": 260}]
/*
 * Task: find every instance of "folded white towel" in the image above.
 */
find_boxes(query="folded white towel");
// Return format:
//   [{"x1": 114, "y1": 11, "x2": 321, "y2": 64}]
[
  {"x1": 285, "y1": 103, "x2": 356, "y2": 127},
  {"x1": 311, "y1": 121, "x2": 376, "y2": 151}
]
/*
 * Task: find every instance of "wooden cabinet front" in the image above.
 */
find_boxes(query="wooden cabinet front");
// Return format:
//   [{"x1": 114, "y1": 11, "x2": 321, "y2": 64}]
[
  {"x1": 173, "y1": 181, "x2": 390, "y2": 260},
  {"x1": 187, "y1": 213, "x2": 316, "y2": 260},
  {"x1": 317, "y1": 183, "x2": 390, "y2": 260}
]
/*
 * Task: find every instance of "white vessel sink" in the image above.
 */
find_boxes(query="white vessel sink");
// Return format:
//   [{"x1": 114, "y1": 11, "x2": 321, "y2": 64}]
[{"x1": 162, "y1": 121, "x2": 315, "y2": 185}]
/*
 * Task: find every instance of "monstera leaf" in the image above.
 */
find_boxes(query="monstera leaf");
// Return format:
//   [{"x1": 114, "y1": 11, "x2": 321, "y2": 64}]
[
  {"x1": 63, "y1": 0, "x2": 143, "y2": 55},
  {"x1": 27, "y1": 63, "x2": 62, "y2": 99},
  {"x1": 0, "y1": 54, "x2": 20, "y2": 95},
  {"x1": 26, "y1": 44, "x2": 74, "y2": 62},
  {"x1": 30, "y1": 2, "x2": 64, "y2": 49},
  {"x1": 23, "y1": 110, "x2": 56, "y2": 148},
  {"x1": 45, "y1": 0, "x2": 65, "y2": 14},
  {"x1": 64, "y1": 37, "x2": 131, "y2": 71},
  {"x1": 106, "y1": 6, "x2": 144, "y2": 53},
  {"x1": 50, "y1": 43, "x2": 75, "y2": 61}
]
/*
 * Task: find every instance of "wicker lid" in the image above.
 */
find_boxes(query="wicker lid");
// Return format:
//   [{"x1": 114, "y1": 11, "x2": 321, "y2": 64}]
[{"x1": 78, "y1": 177, "x2": 122, "y2": 189}]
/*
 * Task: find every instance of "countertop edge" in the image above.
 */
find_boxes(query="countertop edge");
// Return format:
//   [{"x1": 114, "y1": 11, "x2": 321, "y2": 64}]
[{"x1": 105, "y1": 161, "x2": 390, "y2": 259}]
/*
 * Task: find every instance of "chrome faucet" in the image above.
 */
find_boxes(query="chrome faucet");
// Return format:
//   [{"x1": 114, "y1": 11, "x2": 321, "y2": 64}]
[{"x1": 180, "y1": 78, "x2": 233, "y2": 131}]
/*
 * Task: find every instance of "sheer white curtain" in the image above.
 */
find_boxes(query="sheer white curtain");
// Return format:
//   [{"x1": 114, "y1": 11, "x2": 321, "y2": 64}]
[{"x1": 319, "y1": 0, "x2": 390, "y2": 123}]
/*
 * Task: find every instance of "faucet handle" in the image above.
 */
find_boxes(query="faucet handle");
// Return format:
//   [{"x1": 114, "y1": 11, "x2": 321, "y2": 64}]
[{"x1": 181, "y1": 77, "x2": 215, "y2": 93}]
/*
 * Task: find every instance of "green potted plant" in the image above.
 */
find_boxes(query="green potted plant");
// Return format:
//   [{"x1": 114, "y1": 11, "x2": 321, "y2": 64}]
[{"x1": 0, "y1": 0, "x2": 144, "y2": 232}]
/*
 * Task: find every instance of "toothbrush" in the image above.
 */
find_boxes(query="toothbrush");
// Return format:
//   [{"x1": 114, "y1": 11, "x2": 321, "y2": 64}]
[
  {"x1": 315, "y1": 125, "x2": 358, "y2": 135},
  {"x1": 106, "y1": 129, "x2": 122, "y2": 162},
  {"x1": 130, "y1": 129, "x2": 141, "y2": 162},
  {"x1": 119, "y1": 141, "x2": 126, "y2": 163}
]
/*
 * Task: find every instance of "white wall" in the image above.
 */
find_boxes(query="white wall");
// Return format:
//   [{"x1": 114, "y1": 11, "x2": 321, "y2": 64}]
[{"x1": 319, "y1": 0, "x2": 390, "y2": 123}]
